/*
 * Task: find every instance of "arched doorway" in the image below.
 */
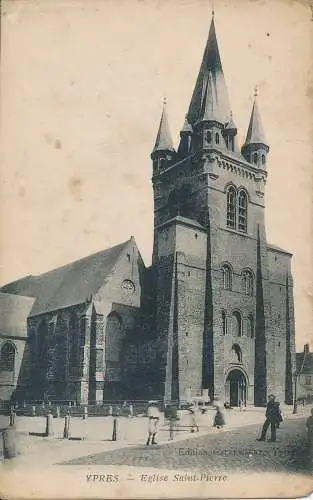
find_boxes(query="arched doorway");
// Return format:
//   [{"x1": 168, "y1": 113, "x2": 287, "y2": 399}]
[{"x1": 225, "y1": 369, "x2": 247, "y2": 407}]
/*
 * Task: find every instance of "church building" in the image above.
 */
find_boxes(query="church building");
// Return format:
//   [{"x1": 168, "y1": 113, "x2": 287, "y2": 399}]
[{"x1": 0, "y1": 14, "x2": 296, "y2": 407}]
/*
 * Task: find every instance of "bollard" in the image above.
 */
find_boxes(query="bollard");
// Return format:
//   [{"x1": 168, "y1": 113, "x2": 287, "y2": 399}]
[
  {"x1": 83, "y1": 407, "x2": 88, "y2": 420},
  {"x1": 56, "y1": 406, "x2": 60, "y2": 418},
  {"x1": 45, "y1": 411, "x2": 54, "y2": 437},
  {"x1": 2, "y1": 427, "x2": 17, "y2": 459},
  {"x1": 63, "y1": 414, "x2": 71, "y2": 439},
  {"x1": 108, "y1": 405, "x2": 113, "y2": 416},
  {"x1": 129, "y1": 404, "x2": 133, "y2": 418},
  {"x1": 9, "y1": 409, "x2": 16, "y2": 427},
  {"x1": 31, "y1": 405, "x2": 36, "y2": 417},
  {"x1": 112, "y1": 418, "x2": 118, "y2": 441}
]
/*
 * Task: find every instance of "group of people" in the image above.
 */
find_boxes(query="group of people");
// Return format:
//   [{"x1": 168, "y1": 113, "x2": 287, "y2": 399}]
[
  {"x1": 145, "y1": 399, "x2": 227, "y2": 445},
  {"x1": 145, "y1": 394, "x2": 290, "y2": 445}
]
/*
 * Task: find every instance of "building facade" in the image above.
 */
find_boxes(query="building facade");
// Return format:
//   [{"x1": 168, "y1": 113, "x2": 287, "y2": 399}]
[{"x1": 0, "y1": 15, "x2": 296, "y2": 407}]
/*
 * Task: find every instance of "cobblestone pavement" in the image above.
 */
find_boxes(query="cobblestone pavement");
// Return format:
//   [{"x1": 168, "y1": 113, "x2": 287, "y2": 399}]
[{"x1": 61, "y1": 417, "x2": 311, "y2": 475}]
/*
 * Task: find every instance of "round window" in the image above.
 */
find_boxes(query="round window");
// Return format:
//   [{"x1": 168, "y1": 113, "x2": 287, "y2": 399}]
[{"x1": 121, "y1": 279, "x2": 135, "y2": 294}]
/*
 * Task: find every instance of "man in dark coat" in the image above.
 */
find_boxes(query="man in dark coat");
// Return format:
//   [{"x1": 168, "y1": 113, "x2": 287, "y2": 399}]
[{"x1": 257, "y1": 394, "x2": 282, "y2": 442}]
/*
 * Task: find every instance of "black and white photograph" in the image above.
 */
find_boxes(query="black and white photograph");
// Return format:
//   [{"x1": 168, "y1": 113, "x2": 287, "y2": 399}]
[{"x1": 0, "y1": 0, "x2": 312, "y2": 498}]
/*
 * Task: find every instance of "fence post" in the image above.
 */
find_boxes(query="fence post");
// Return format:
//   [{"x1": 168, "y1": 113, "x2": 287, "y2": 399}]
[
  {"x1": 31, "y1": 405, "x2": 36, "y2": 417},
  {"x1": 83, "y1": 407, "x2": 88, "y2": 420},
  {"x1": 45, "y1": 411, "x2": 54, "y2": 437},
  {"x1": 63, "y1": 413, "x2": 71, "y2": 439},
  {"x1": 112, "y1": 418, "x2": 118, "y2": 441},
  {"x1": 2, "y1": 427, "x2": 17, "y2": 459}
]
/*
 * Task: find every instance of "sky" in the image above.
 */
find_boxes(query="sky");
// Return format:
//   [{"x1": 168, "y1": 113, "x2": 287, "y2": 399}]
[{"x1": 0, "y1": 0, "x2": 312, "y2": 351}]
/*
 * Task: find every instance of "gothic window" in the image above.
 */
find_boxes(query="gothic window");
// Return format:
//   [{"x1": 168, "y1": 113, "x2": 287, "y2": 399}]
[
  {"x1": 230, "y1": 137, "x2": 234, "y2": 152},
  {"x1": 222, "y1": 264, "x2": 232, "y2": 290},
  {"x1": 253, "y1": 152, "x2": 258, "y2": 164},
  {"x1": 226, "y1": 186, "x2": 236, "y2": 229},
  {"x1": 206, "y1": 131, "x2": 212, "y2": 143},
  {"x1": 105, "y1": 312, "x2": 123, "y2": 363},
  {"x1": 69, "y1": 312, "x2": 80, "y2": 377},
  {"x1": 215, "y1": 133, "x2": 220, "y2": 144},
  {"x1": 238, "y1": 190, "x2": 248, "y2": 232},
  {"x1": 0, "y1": 342, "x2": 15, "y2": 372},
  {"x1": 222, "y1": 310, "x2": 227, "y2": 335},
  {"x1": 232, "y1": 311, "x2": 242, "y2": 337},
  {"x1": 247, "y1": 314, "x2": 254, "y2": 338},
  {"x1": 242, "y1": 270, "x2": 253, "y2": 295},
  {"x1": 262, "y1": 154, "x2": 266, "y2": 165}
]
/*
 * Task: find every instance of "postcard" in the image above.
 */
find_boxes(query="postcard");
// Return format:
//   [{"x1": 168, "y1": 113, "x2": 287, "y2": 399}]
[{"x1": 0, "y1": 0, "x2": 312, "y2": 498}]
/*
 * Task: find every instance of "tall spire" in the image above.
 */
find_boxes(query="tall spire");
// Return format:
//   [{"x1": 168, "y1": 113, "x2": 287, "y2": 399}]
[
  {"x1": 152, "y1": 98, "x2": 175, "y2": 154},
  {"x1": 187, "y1": 15, "x2": 231, "y2": 125},
  {"x1": 243, "y1": 91, "x2": 268, "y2": 147}
]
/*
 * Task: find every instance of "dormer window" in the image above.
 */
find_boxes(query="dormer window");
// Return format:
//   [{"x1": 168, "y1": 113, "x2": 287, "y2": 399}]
[{"x1": 159, "y1": 157, "x2": 165, "y2": 169}]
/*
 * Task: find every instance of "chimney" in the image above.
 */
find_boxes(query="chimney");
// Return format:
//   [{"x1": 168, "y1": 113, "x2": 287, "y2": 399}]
[{"x1": 304, "y1": 344, "x2": 310, "y2": 355}]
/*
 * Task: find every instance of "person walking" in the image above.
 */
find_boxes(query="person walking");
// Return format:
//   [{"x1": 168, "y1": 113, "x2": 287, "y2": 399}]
[
  {"x1": 187, "y1": 401, "x2": 199, "y2": 433},
  {"x1": 257, "y1": 394, "x2": 281, "y2": 442},
  {"x1": 213, "y1": 404, "x2": 226, "y2": 429},
  {"x1": 146, "y1": 401, "x2": 161, "y2": 445}
]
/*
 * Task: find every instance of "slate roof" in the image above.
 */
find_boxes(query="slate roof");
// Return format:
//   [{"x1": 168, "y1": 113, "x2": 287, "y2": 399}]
[
  {"x1": 243, "y1": 98, "x2": 268, "y2": 147},
  {"x1": 267, "y1": 243, "x2": 292, "y2": 256},
  {"x1": 296, "y1": 351, "x2": 313, "y2": 375},
  {"x1": 187, "y1": 16, "x2": 231, "y2": 126},
  {"x1": 152, "y1": 102, "x2": 175, "y2": 154},
  {"x1": 0, "y1": 293, "x2": 35, "y2": 338},
  {"x1": 0, "y1": 239, "x2": 132, "y2": 317}
]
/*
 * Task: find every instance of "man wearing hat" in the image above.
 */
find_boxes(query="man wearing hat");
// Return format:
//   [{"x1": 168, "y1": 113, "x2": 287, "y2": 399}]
[
  {"x1": 257, "y1": 394, "x2": 282, "y2": 442},
  {"x1": 146, "y1": 401, "x2": 161, "y2": 445}
]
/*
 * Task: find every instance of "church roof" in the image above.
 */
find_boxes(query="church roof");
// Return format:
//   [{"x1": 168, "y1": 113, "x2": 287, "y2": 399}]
[
  {"x1": 243, "y1": 97, "x2": 268, "y2": 147},
  {"x1": 187, "y1": 16, "x2": 231, "y2": 126},
  {"x1": 0, "y1": 293, "x2": 35, "y2": 338},
  {"x1": 152, "y1": 101, "x2": 175, "y2": 154},
  {"x1": 0, "y1": 238, "x2": 134, "y2": 317}
]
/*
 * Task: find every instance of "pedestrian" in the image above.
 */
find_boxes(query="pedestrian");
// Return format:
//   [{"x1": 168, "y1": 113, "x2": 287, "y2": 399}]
[
  {"x1": 187, "y1": 401, "x2": 199, "y2": 433},
  {"x1": 213, "y1": 404, "x2": 226, "y2": 429},
  {"x1": 257, "y1": 394, "x2": 281, "y2": 442},
  {"x1": 274, "y1": 401, "x2": 283, "y2": 428},
  {"x1": 146, "y1": 401, "x2": 161, "y2": 445}
]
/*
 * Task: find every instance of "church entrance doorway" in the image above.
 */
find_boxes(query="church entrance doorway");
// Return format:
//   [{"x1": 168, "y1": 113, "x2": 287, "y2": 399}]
[{"x1": 225, "y1": 369, "x2": 247, "y2": 407}]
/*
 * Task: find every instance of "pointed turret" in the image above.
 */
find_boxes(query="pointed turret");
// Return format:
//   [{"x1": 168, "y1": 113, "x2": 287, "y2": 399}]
[
  {"x1": 178, "y1": 115, "x2": 193, "y2": 157},
  {"x1": 241, "y1": 88, "x2": 269, "y2": 168},
  {"x1": 151, "y1": 98, "x2": 176, "y2": 172},
  {"x1": 187, "y1": 15, "x2": 231, "y2": 127}
]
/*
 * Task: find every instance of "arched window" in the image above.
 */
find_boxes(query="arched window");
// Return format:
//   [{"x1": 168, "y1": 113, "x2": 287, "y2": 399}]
[
  {"x1": 232, "y1": 311, "x2": 242, "y2": 337},
  {"x1": 222, "y1": 310, "x2": 227, "y2": 335},
  {"x1": 0, "y1": 342, "x2": 15, "y2": 372},
  {"x1": 215, "y1": 133, "x2": 220, "y2": 144},
  {"x1": 226, "y1": 186, "x2": 236, "y2": 229},
  {"x1": 159, "y1": 157, "x2": 166, "y2": 169},
  {"x1": 253, "y1": 152, "x2": 258, "y2": 164},
  {"x1": 69, "y1": 311, "x2": 80, "y2": 376},
  {"x1": 206, "y1": 131, "x2": 212, "y2": 143},
  {"x1": 242, "y1": 270, "x2": 253, "y2": 296},
  {"x1": 105, "y1": 313, "x2": 123, "y2": 363},
  {"x1": 231, "y1": 344, "x2": 242, "y2": 363},
  {"x1": 247, "y1": 314, "x2": 254, "y2": 338},
  {"x1": 261, "y1": 154, "x2": 266, "y2": 165},
  {"x1": 238, "y1": 190, "x2": 248, "y2": 232},
  {"x1": 222, "y1": 264, "x2": 232, "y2": 290}
]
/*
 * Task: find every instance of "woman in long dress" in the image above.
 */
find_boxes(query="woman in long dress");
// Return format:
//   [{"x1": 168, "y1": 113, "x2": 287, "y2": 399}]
[{"x1": 213, "y1": 404, "x2": 226, "y2": 429}]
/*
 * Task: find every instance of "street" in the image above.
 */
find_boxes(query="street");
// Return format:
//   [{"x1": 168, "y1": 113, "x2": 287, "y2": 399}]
[{"x1": 61, "y1": 416, "x2": 310, "y2": 475}]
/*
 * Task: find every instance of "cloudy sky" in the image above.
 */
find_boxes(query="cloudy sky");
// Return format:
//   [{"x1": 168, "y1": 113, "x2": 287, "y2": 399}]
[{"x1": 0, "y1": 0, "x2": 312, "y2": 350}]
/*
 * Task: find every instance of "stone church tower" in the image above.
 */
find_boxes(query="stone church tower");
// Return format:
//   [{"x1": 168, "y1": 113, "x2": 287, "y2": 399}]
[{"x1": 150, "y1": 15, "x2": 296, "y2": 406}]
